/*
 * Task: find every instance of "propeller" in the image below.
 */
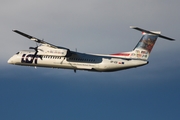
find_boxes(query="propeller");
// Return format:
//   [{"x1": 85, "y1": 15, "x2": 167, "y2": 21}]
[{"x1": 29, "y1": 45, "x2": 42, "y2": 61}]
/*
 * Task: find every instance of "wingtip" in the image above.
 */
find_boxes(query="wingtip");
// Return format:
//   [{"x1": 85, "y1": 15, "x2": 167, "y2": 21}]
[
  {"x1": 12, "y1": 29, "x2": 17, "y2": 32},
  {"x1": 170, "y1": 38, "x2": 175, "y2": 41},
  {"x1": 130, "y1": 26, "x2": 137, "y2": 29}
]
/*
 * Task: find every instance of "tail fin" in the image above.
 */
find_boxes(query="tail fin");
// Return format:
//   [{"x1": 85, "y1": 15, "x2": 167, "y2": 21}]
[{"x1": 130, "y1": 26, "x2": 174, "y2": 60}]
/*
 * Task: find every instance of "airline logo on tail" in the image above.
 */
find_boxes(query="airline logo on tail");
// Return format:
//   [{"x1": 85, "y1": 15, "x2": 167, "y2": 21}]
[
  {"x1": 134, "y1": 34, "x2": 158, "y2": 53},
  {"x1": 131, "y1": 33, "x2": 158, "y2": 60}
]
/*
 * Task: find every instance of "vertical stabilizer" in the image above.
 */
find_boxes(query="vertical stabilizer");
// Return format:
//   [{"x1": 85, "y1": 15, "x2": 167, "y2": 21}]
[
  {"x1": 129, "y1": 26, "x2": 174, "y2": 60},
  {"x1": 131, "y1": 33, "x2": 158, "y2": 60},
  {"x1": 111, "y1": 26, "x2": 174, "y2": 60}
]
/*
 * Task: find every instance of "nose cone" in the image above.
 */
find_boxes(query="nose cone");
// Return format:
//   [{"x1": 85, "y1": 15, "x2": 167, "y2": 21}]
[{"x1": 7, "y1": 57, "x2": 14, "y2": 64}]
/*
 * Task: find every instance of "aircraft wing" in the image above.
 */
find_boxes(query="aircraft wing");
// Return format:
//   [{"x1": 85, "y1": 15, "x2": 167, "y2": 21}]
[{"x1": 13, "y1": 30, "x2": 69, "y2": 50}]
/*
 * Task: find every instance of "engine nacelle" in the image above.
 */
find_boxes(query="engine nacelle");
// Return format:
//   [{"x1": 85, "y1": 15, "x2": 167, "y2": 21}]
[{"x1": 38, "y1": 44, "x2": 72, "y2": 57}]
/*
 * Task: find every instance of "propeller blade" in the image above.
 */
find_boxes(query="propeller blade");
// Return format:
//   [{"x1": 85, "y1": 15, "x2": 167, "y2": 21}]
[
  {"x1": 29, "y1": 44, "x2": 43, "y2": 61},
  {"x1": 32, "y1": 51, "x2": 38, "y2": 61}
]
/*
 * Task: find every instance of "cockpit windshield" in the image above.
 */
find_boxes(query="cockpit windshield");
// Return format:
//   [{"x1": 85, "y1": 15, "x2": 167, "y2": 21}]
[{"x1": 16, "y1": 52, "x2": 19, "y2": 55}]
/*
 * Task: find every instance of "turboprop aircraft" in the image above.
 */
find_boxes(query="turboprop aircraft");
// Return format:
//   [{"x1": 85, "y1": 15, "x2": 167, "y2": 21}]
[{"x1": 8, "y1": 26, "x2": 174, "y2": 72}]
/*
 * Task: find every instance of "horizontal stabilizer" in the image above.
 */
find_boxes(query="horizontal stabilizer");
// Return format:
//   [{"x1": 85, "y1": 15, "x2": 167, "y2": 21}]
[{"x1": 130, "y1": 26, "x2": 175, "y2": 41}]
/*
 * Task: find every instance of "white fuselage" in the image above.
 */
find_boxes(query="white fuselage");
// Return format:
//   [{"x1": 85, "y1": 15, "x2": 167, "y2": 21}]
[{"x1": 8, "y1": 50, "x2": 148, "y2": 72}]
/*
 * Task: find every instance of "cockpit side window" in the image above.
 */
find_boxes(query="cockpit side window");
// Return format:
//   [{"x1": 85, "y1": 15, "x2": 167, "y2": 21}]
[{"x1": 16, "y1": 52, "x2": 19, "y2": 54}]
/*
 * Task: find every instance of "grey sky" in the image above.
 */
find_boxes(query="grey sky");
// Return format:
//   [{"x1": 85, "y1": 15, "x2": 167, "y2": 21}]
[{"x1": 1, "y1": 0, "x2": 179, "y2": 61}]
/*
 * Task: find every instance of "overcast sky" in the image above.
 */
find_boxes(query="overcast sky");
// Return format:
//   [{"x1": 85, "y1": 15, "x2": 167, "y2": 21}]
[{"x1": 0, "y1": 0, "x2": 180, "y2": 120}]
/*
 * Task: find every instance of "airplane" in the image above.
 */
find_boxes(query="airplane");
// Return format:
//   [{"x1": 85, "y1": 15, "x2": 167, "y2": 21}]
[{"x1": 8, "y1": 26, "x2": 175, "y2": 72}]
